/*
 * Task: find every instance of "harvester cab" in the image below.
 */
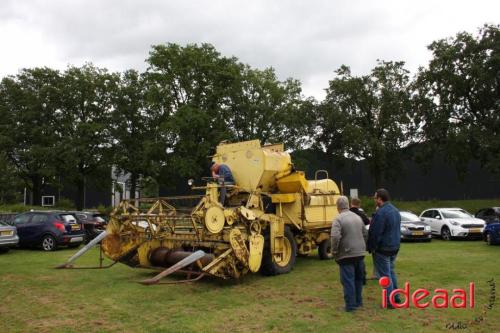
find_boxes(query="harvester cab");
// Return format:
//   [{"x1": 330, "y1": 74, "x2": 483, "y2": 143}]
[{"x1": 57, "y1": 140, "x2": 343, "y2": 284}]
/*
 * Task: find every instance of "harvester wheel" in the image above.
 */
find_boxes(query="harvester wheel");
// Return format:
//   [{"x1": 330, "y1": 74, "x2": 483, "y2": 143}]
[
  {"x1": 260, "y1": 226, "x2": 297, "y2": 276},
  {"x1": 318, "y1": 239, "x2": 334, "y2": 260}
]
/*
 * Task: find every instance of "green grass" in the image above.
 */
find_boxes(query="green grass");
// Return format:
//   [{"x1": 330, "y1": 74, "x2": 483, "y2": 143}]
[{"x1": 1, "y1": 239, "x2": 499, "y2": 333}]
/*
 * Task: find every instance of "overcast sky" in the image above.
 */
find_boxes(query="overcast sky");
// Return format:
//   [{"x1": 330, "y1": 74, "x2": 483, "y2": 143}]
[{"x1": 1, "y1": 0, "x2": 498, "y2": 99}]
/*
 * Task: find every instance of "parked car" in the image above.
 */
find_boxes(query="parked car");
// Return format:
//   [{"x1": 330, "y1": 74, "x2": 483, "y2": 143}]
[
  {"x1": 483, "y1": 222, "x2": 500, "y2": 245},
  {"x1": 400, "y1": 211, "x2": 432, "y2": 241},
  {"x1": 70, "y1": 211, "x2": 107, "y2": 244},
  {"x1": 12, "y1": 211, "x2": 85, "y2": 251},
  {"x1": 475, "y1": 207, "x2": 500, "y2": 225},
  {"x1": 420, "y1": 208, "x2": 485, "y2": 240},
  {"x1": 0, "y1": 221, "x2": 19, "y2": 253},
  {"x1": 476, "y1": 207, "x2": 500, "y2": 245}
]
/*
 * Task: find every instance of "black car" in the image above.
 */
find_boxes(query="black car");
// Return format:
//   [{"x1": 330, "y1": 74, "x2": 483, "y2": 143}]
[
  {"x1": 475, "y1": 207, "x2": 500, "y2": 225},
  {"x1": 70, "y1": 211, "x2": 107, "y2": 244},
  {"x1": 400, "y1": 211, "x2": 432, "y2": 242},
  {"x1": 12, "y1": 211, "x2": 85, "y2": 251}
]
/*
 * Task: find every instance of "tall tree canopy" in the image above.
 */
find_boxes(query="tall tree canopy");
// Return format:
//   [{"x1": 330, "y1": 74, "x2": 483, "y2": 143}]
[
  {"x1": 57, "y1": 64, "x2": 119, "y2": 209},
  {"x1": 0, "y1": 67, "x2": 62, "y2": 205},
  {"x1": 415, "y1": 24, "x2": 500, "y2": 176},
  {"x1": 318, "y1": 61, "x2": 414, "y2": 187}
]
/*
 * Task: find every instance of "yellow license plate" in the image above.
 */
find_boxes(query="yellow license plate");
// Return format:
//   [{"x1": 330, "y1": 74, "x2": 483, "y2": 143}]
[
  {"x1": 1, "y1": 230, "x2": 13, "y2": 236},
  {"x1": 469, "y1": 228, "x2": 481, "y2": 233},
  {"x1": 71, "y1": 225, "x2": 80, "y2": 231},
  {"x1": 412, "y1": 231, "x2": 424, "y2": 236}
]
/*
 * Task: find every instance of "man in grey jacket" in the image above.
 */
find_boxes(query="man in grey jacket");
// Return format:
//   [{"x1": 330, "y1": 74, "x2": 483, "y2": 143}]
[{"x1": 331, "y1": 196, "x2": 368, "y2": 312}]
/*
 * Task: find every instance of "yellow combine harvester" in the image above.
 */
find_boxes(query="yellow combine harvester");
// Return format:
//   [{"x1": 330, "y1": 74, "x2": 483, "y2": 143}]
[{"x1": 58, "y1": 140, "x2": 342, "y2": 283}]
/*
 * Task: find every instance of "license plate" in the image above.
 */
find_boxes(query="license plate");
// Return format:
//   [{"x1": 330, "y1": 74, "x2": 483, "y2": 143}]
[
  {"x1": 469, "y1": 228, "x2": 481, "y2": 233},
  {"x1": 70, "y1": 237, "x2": 83, "y2": 243},
  {"x1": 0, "y1": 230, "x2": 13, "y2": 236},
  {"x1": 412, "y1": 231, "x2": 424, "y2": 236},
  {"x1": 71, "y1": 225, "x2": 80, "y2": 231}
]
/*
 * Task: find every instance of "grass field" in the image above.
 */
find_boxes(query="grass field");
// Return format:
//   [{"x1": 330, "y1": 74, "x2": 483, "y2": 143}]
[{"x1": 0, "y1": 239, "x2": 498, "y2": 333}]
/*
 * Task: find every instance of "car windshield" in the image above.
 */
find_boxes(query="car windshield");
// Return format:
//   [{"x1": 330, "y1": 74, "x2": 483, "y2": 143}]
[
  {"x1": 441, "y1": 209, "x2": 472, "y2": 219},
  {"x1": 400, "y1": 212, "x2": 420, "y2": 222}
]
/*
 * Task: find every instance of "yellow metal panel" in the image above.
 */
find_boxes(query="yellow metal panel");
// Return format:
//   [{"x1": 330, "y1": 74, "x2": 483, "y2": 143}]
[
  {"x1": 276, "y1": 172, "x2": 309, "y2": 193},
  {"x1": 213, "y1": 140, "x2": 291, "y2": 192},
  {"x1": 307, "y1": 179, "x2": 340, "y2": 194},
  {"x1": 271, "y1": 193, "x2": 296, "y2": 203}
]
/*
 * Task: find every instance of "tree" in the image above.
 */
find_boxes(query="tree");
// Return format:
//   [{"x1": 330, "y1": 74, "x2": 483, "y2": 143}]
[
  {"x1": 414, "y1": 24, "x2": 500, "y2": 176},
  {"x1": 225, "y1": 66, "x2": 313, "y2": 150},
  {"x1": 111, "y1": 70, "x2": 159, "y2": 199},
  {"x1": 57, "y1": 64, "x2": 119, "y2": 209},
  {"x1": 319, "y1": 62, "x2": 415, "y2": 187},
  {"x1": 145, "y1": 43, "x2": 242, "y2": 184},
  {"x1": 0, "y1": 68, "x2": 62, "y2": 205}
]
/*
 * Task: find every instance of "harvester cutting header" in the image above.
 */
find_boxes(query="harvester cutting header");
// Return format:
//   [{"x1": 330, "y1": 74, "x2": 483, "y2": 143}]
[{"x1": 58, "y1": 140, "x2": 343, "y2": 284}]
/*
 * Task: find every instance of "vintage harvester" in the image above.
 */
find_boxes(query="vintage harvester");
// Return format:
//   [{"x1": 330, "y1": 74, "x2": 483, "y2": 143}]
[{"x1": 58, "y1": 140, "x2": 342, "y2": 283}]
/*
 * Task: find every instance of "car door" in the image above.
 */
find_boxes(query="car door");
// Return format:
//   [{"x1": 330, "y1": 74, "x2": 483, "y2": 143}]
[
  {"x1": 424, "y1": 210, "x2": 440, "y2": 234},
  {"x1": 13, "y1": 213, "x2": 33, "y2": 245},
  {"x1": 29, "y1": 213, "x2": 50, "y2": 243},
  {"x1": 421, "y1": 210, "x2": 433, "y2": 233},
  {"x1": 433, "y1": 210, "x2": 445, "y2": 233}
]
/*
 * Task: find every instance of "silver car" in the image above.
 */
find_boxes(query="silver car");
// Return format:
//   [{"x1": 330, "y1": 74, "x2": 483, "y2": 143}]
[{"x1": 0, "y1": 221, "x2": 19, "y2": 253}]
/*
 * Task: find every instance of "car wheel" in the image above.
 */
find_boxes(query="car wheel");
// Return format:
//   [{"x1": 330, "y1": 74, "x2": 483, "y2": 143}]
[
  {"x1": 0, "y1": 247, "x2": 10, "y2": 253},
  {"x1": 441, "y1": 227, "x2": 452, "y2": 241},
  {"x1": 486, "y1": 233, "x2": 494, "y2": 245},
  {"x1": 41, "y1": 235, "x2": 57, "y2": 251}
]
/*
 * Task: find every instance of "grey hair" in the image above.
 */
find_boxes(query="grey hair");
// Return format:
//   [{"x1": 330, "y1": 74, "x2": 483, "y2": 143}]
[{"x1": 336, "y1": 196, "x2": 350, "y2": 210}]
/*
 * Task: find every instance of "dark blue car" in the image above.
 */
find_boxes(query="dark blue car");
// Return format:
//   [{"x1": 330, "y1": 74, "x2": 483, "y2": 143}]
[
  {"x1": 476, "y1": 207, "x2": 500, "y2": 245},
  {"x1": 13, "y1": 211, "x2": 85, "y2": 251}
]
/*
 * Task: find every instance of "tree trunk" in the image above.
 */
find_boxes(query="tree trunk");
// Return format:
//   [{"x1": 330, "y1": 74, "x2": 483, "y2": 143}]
[
  {"x1": 130, "y1": 172, "x2": 138, "y2": 199},
  {"x1": 75, "y1": 176, "x2": 84, "y2": 210},
  {"x1": 31, "y1": 175, "x2": 42, "y2": 206}
]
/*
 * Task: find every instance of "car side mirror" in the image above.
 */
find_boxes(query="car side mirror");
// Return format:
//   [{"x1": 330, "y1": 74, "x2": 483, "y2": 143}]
[{"x1": 435, "y1": 215, "x2": 441, "y2": 219}]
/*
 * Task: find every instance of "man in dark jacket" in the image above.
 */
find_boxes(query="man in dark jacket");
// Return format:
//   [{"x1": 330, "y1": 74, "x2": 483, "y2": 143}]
[
  {"x1": 367, "y1": 188, "x2": 401, "y2": 307},
  {"x1": 350, "y1": 197, "x2": 370, "y2": 225},
  {"x1": 331, "y1": 196, "x2": 368, "y2": 312}
]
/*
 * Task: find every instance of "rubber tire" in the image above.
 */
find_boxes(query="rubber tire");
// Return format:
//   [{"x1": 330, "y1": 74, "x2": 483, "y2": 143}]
[
  {"x1": 84, "y1": 229, "x2": 98, "y2": 244},
  {"x1": 41, "y1": 235, "x2": 57, "y2": 251},
  {"x1": 0, "y1": 247, "x2": 10, "y2": 253},
  {"x1": 486, "y1": 233, "x2": 494, "y2": 245},
  {"x1": 260, "y1": 226, "x2": 297, "y2": 276},
  {"x1": 441, "y1": 226, "x2": 452, "y2": 241},
  {"x1": 318, "y1": 239, "x2": 334, "y2": 260}
]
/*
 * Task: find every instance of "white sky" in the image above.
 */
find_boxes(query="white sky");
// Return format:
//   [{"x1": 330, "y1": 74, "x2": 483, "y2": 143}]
[{"x1": 0, "y1": 0, "x2": 498, "y2": 100}]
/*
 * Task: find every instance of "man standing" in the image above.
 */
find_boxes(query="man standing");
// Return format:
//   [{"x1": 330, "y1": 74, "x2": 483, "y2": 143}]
[
  {"x1": 331, "y1": 196, "x2": 368, "y2": 312},
  {"x1": 211, "y1": 163, "x2": 235, "y2": 205},
  {"x1": 367, "y1": 188, "x2": 401, "y2": 307},
  {"x1": 350, "y1": 197, "x2": 370, "y2": 226}
]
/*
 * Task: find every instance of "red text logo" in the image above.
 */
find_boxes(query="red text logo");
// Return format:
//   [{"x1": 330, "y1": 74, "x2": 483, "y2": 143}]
[{"x1": 379, "y1": 277, "x2": 475, "y2": 309}]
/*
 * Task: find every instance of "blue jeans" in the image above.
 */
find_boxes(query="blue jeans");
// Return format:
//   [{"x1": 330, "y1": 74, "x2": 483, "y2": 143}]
[
  {"x1": 373, "y1": 252, "x2": 399, "y2": 304},
  {"x1": 217, "y1": 180, "x2": 234, "y2": 205},
  {"x1": 338, "y1": 258, "x2": 365, "y2": 311}
]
